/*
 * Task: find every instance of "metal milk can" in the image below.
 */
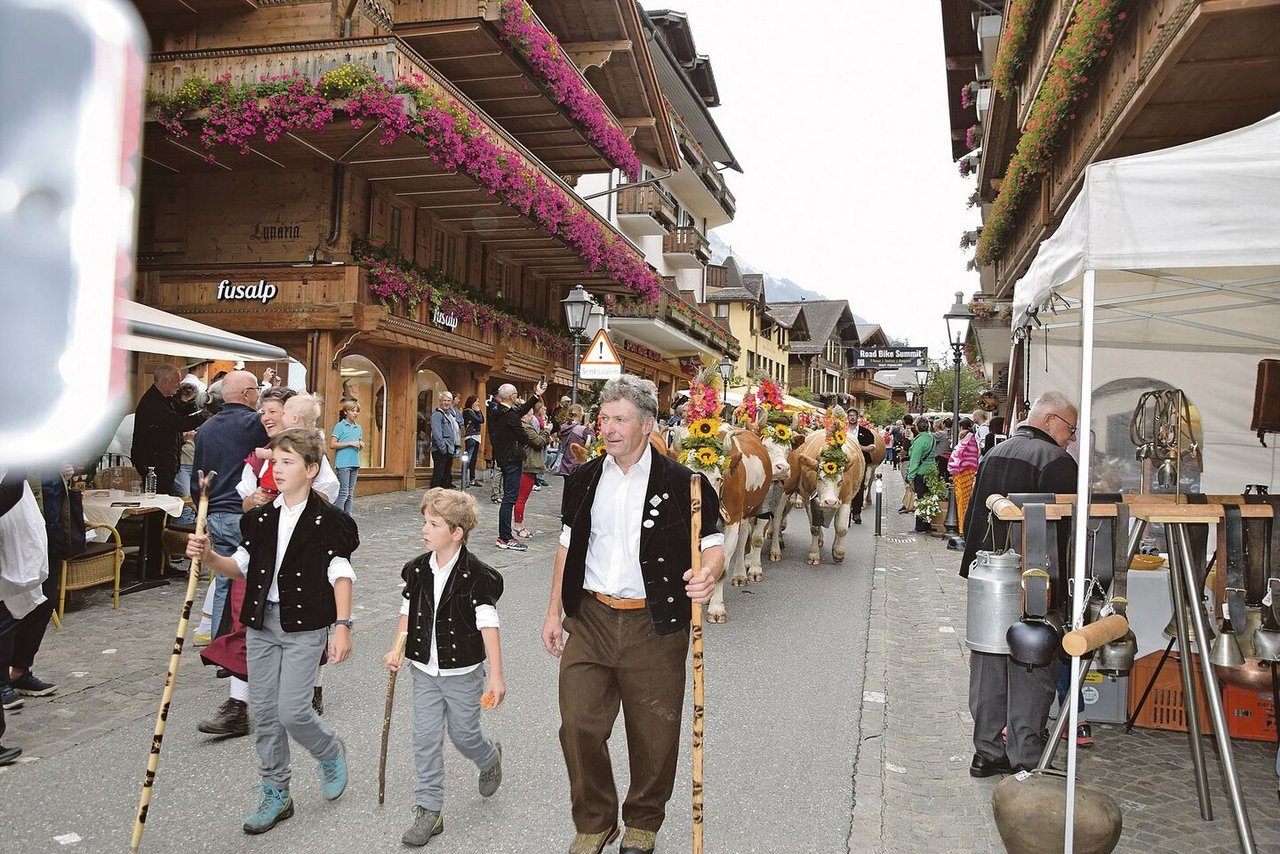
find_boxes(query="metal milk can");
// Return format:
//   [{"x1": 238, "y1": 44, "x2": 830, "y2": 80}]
[{"x1": 966, "y1": 550, "x2": 1024, "y2": 654}]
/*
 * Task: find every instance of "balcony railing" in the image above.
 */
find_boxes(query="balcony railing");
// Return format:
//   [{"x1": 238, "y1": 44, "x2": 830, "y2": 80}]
[
  {"x1": 610, "y1": 292, "x2": 739, "y2": 357},
  {"x1": 616, "y1": 183, "x2": 676, "y2": 231},
  {"x1": 663, "y1": 226, "x2": 711, "y2": 264}
]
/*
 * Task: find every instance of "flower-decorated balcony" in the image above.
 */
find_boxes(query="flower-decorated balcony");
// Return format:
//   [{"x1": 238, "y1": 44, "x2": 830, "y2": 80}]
[
  {"x1": 616, "y1": 183, "x2": 677, "y2": 237},
  {"x1": 393, "y1": 0, "x2": 639, "y2": 178},
  {"x1": 142, "y1": 41, "x2": 661, "y2": 302},
  {"x1": 608, "y1": 293, "x2": 739, "y2": 360},
  {"x1": 662, "y1": 226, "x2": 711, "y2": 269}
]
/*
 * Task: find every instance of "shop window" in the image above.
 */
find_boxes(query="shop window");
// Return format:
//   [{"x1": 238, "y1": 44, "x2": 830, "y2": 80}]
[
  {"x1": 338, "y1": 355, "x2": 386, "y2": 468},
  {"x1": 415, "y1": 366, "x2": 451, "y2": 468}
]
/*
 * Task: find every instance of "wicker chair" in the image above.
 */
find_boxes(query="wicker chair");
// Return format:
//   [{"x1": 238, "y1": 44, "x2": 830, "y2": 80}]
[{"x1": 59, "y1": 523, "x2": 123, "y2": 619}]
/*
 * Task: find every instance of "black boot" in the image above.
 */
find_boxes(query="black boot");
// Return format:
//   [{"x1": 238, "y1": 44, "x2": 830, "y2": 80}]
[
  {"x1": 312, "y1": 686, "x2": 324, "y2": 716},
  {"x1": 197, "y1": 699, "x2": 250, "y2": 736}
]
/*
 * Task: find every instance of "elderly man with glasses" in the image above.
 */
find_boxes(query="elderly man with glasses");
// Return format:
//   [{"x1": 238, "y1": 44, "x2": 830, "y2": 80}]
[
  {"x1": 958, "y1": 391, "x2": 1079, "y2": 779},
  {"x1": 191, "y1": 370, "x2": 270, "y2": 648}
]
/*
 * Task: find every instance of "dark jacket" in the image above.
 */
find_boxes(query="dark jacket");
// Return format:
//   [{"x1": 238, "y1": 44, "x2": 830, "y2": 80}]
[
  {"x1": 462, "y1": 407, "x2": 484, "y2": 438},
  {"x1": 191, "y1": 403, "x2": 270, "y2": 515},
  {"x1": 401, "y1": 546, "x2": 503, "y2": 670},
  {"x1": 131, "y1": 385, "x2": 199, "y2": 477},
  {"x1": 560, "y1": 446, "x2": 722, "y2": 635},
  {"x1": 238, "y1": 491, "x2": 360, "y2": 632},
  {"x1": 488, "y1": 395, "x2": 540, "y2": 465},
  {"x1": 959, "y1": 424, "x2": 1077, "y2": 585}
]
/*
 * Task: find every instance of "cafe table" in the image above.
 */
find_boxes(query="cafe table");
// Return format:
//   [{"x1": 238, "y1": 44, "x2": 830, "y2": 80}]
[{"x1": 80, "y1": 489, "x2": 185, "y2": 593}]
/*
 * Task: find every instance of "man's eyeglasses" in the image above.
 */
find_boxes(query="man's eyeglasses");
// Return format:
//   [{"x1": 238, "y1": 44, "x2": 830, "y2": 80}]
[{"x1": 1049, "y1": 413, "x2": 1077, "y2": 436}]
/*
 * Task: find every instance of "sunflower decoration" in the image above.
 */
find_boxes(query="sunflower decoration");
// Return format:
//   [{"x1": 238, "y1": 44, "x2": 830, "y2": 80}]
[
  {"x1": 831, "y1": 428, "x2": 847, "y2": 447},
  {"x1": 688, "y1": 418, "x2": 718, "y2": 439},
  {"x1": 696, "y1": 446, "x2": 722, "y2": 468},
  {"x1": 588, "y1": 435, "x2": 607, "y2": 459},
  {"x1": 766, "y1": 422, "x2": 793, "y2": 444},
  {"x1": 818, "y1": 443, "x2": 849, "y2": 482}
]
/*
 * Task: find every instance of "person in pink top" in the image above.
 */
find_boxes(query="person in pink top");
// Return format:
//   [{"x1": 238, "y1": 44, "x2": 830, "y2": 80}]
[{"x1": 947, "y1": 417, "x2": 980, "y2": 536}]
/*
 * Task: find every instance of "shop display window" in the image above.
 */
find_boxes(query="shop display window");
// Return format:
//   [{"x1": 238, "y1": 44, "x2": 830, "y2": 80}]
[{"x1": 338, "y1": 355, "x2": 386, "y2": 468}]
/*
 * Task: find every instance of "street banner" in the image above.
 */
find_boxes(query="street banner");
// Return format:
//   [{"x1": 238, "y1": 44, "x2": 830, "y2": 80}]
[{"x1": 851, "y1": 346, "x2": 928, "y2": 370}]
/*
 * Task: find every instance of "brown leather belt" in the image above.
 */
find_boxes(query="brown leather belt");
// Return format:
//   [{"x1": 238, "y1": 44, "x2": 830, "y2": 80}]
[{"x1": 591, "y1": 591, "x2": 647, "y2": 610}]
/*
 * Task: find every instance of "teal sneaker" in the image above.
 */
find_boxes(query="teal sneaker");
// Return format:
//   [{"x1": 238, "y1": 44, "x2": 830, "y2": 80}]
[
  {"x1": 243, "y1": 784, "x2": 293, "y2": 834},
  {"x1": 317, "y1": 739, "x2": 348, "y2": 800}
]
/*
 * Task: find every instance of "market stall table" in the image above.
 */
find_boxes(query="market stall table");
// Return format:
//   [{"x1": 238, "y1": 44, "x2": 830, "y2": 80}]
[{"x1": 80, "y1": 489, "x2": 185, "y2": 594}]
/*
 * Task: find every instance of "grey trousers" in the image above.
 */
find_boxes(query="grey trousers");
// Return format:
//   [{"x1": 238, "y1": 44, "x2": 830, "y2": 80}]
[
  {"x1": 969, "y1": 651, "x2": 1058, "y2": 770},
  {"x1": 246, "y1": 604, "x2": 341, "y2": 788},
  {"x1": 411, "y1": 664, "x2": 498, "y2": 811}
]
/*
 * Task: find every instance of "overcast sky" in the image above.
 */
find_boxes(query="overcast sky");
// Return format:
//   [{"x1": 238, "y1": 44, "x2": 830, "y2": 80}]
[{"x1": 648, "y1": 1, "x2": 982, "y2": 359}]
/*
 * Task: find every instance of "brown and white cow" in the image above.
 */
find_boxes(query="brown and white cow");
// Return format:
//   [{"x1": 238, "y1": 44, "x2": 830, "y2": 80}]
[
  {"x1": 783, "y1": 429, "x2": 867, "y2": 565},
  {"x1": 705, "y1": 427, "x2": 772, "y2": 623}
]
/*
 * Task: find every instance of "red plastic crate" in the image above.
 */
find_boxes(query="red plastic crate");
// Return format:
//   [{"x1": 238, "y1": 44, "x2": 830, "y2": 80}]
[
  {"x1": 1224, "y1": 684, "x2": 1278, "y2": 742},
  {"x1": 1127, "y1": 651, "x2": 1215, "y2": 735}
]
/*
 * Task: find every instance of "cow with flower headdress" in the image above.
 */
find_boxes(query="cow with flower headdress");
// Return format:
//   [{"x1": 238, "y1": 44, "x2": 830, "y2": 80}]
[{"x1": 782, "y1": 407, "x2": 866, "y2": 565}]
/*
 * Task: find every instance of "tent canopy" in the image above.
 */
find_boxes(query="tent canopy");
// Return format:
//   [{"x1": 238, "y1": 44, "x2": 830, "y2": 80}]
[
  {"x1": 1011, "y1": 111, "x2": 1280, "y2": 495},
  {"x1": 116, "y1": 298, "x2": 288, "y2": 363}
]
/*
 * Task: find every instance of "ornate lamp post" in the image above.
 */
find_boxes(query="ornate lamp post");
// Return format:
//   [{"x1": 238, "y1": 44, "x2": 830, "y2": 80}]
[
  {"x1": 913, "y1": 366, "x2": 931, "y2": 415},
  {"x1": 717, "y1": 355, "x2": 735, "y2": 413},
  {"x1": 942, "y1": 291, "x2": 973, "y2": 549},
  {"x1": 561, "y1": 285, "x2": 593, "y2": 408}
]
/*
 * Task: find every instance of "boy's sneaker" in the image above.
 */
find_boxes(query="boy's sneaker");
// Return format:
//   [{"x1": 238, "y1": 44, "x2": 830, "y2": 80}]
[
  {"x1": 11, "y1": 670, "x2": 57, "y2": 697},
  {"x1": 0, "y1": 681, "x2": 23, "y2": 710},
  {"x1": 243, "y1": 784, "x2": 293, "y2": 835},
  {"x1": 401, "y1": 806, "x2": 444, "y2": 847},
  {"x1": 317, "y1": 739, "x2": 348, "y2": 800},
  {"x1": 1061, "y1": 722, "x2": 1094, "y2": 747},
  {"x1": 478, "y1": 742, "x2": 502, "y2": 797}
]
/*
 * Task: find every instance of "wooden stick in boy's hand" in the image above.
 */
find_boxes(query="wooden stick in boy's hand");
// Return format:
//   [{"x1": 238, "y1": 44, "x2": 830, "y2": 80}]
[{"x1": 379, "y1": 631, "x2": 409, "y2": 806}]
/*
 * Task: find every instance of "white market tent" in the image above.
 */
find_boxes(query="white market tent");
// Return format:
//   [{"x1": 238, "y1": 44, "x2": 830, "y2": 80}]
[{"x1": 1010, "y1": 110, "x2": 1280, "y2": 850}]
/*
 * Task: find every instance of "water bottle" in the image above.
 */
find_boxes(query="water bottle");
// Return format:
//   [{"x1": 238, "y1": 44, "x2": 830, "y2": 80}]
[{"x1": 145, "y1": 467, "x2": 157, "y2": 495}]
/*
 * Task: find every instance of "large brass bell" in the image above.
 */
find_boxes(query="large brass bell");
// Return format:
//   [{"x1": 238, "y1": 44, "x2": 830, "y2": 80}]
[
  {"x1": 1215, "y1": 606, "x2": 1276, "y2": 689},
  {"x1": 1163, "y1": 599, "x2": 1216, "y2": 643},
  {"x1": 992, "y1": 772, "x2": 1122, "y2": 854}
]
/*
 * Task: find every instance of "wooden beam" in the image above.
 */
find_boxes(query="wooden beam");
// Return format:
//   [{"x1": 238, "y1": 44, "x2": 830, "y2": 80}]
[
  {"x1": 620, "y1": 117, "x2": 657, "y2": 128},
  {"x1": 946, "y1": 53, "x2": 981, "y2": 70},
  {"x1": 562, "y1": 40, "x2": 633, "y2": 53},
  {"x1": 1173, "y1": 53, "x2": 1280, "y2": 71}
]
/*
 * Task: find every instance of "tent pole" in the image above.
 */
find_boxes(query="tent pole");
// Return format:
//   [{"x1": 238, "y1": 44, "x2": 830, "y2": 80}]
[{"x1": 1063, "y1": 269, "x2": 1098, "y2": 853}]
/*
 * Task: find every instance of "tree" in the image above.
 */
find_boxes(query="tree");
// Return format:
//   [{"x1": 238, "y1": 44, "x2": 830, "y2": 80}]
[
  {"x1": 789, "y1": 385, "x2": 816, "y2": 403},
  {"x1": 865, "y1": 400, "x2": 906, "y2": 425},
  {"x1": 924, "y1": 361, "x2": 985, "y2": 415}
]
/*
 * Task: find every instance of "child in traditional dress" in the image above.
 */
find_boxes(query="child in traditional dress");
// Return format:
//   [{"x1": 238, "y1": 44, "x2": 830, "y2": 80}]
[
  {"x1": 187, "y1": 427, "x2": 358, "y2": 834},
  {"x1": 383, "y1": 488, "x2": 505, "y2": 847}
]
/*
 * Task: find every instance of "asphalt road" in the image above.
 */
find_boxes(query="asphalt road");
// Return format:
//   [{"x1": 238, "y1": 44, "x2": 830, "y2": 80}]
[{"x1": 2, "y1": 479, "x2": 878, "y2": 854}]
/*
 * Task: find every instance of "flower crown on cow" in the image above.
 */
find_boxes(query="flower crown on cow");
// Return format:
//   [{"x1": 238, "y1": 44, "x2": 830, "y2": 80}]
[
  {"x1": 819, "y1": 407, "x2": 850, "y2": 480},
  {"x1": 679, "y1": 375, "x2": 727, "y2": 474},
  {"x1": 737, "y1": 375, "x2": 785, "y2": 425}
]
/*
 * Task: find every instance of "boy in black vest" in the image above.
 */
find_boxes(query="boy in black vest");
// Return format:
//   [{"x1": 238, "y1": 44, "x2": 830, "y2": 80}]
[
  {"x1": 186, "y1": 427, "x2": 358, "y2": 834},
  {"x1": 384, "y1": 487, "x2": 505, "y2": 847}
]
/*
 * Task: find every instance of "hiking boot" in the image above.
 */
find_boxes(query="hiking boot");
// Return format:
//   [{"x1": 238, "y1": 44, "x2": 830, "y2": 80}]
[
  {"x1": 312, "y1": 686, "x2": 324, "y2": 716},
  {"x1": 401, "y1": 806, "x2": 444, "y2": 847},
  {"x1": 11, "y1": 670, "x2": 56, "y2": 697},
  {"x1": 243, "y1": 784, "x2": 292, "y2": 834},
  {"x1": 317, "y1": 739, "x2": 348, "y2": 800},
  {"x1": 197, "y1": 699, "x2": 250, "y2": 737},
  {"x1": 478, "y1": 742, "x2": 502, "y2": 797},
  {"x1": 568, "y1": 825, "x2": 618, "y2": 854},
  {"x1": 619, "y1": 827, "x2": 657, "y2": 853},
  {"x1": 0, "y1": 681, "x2": 23, "y2": 711}
]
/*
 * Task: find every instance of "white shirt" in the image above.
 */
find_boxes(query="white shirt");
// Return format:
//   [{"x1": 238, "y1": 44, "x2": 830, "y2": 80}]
[
  {"x1": 231, "y1": 494, "x2": 356, "y2": 602},
  {"x1": 0, "y1": 475, "x2": 49, "y2": 618},
  {"x1": 237, "y1": 456, "x2": 340, "y2": 503},
  {"x1": 558, "y1": 452, "x2": 723, "y2": 599},
  {"x1": 399, "y1": 548, "x2": 499, "y2": 676}
]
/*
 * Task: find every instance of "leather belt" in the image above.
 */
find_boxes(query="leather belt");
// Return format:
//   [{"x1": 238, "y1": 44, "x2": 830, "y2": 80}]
[
  {"x1": 1224, "y1": 503, "x2": 1247, "y2": 631},
  {"x1": 591, "y1": 591, "x2": 647, "y2": 611},
  {"x1": 1245, "y1": 494, "x2": 1280, "y2": 628},
  {"x1": 1111, "y1": 503, "x2": 1130, "y2": 607},
  {"x1": 1022, "y1": 503, "x2": 1051, "y2": 619}
]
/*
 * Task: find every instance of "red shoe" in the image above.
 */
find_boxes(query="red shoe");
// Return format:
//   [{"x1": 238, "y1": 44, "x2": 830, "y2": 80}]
[{"x1": 1060, "y1": 723, "x2": 1094, "y2": 747}]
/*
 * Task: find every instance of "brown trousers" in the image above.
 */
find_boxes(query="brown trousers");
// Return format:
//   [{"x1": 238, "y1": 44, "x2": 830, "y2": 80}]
[{"x1": 559, "y1": 593, "x2": 690, "y2": 834}]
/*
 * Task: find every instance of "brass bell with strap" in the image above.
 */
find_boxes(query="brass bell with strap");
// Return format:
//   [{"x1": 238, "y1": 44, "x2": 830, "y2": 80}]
[{"x1": 1007, "y1": 503, "x2": 1063, "y2": 670}]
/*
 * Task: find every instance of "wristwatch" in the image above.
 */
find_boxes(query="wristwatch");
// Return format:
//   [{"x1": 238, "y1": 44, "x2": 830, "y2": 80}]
[{"x1": 334, "y1": 619, "x2": 354, "y2": 630}]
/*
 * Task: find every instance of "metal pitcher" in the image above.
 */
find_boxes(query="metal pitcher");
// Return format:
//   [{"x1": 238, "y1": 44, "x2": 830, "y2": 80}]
[{"x1": 966, "y1": 550, "x2": 1023, "y2": 654}]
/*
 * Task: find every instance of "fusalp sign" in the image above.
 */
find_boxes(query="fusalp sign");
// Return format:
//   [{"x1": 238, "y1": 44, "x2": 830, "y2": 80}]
[{"x1": 216, "y1": 279, "x2": 278, "y2": 303}]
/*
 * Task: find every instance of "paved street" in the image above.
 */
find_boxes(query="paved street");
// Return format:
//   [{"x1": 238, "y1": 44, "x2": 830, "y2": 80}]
[{"x1": 4, "y1": 469, "x2": 1279, "y2": 853}]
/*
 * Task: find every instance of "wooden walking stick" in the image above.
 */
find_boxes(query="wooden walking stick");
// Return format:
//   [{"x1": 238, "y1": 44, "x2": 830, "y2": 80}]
[
  {"x1": 379, "y1": 630, "x2": 409, "y2": 806},
  {"x1": 130, "y1": 470, "x2": 215, "y2": 854},
  {"x1": 690, "y1": 474, "x2": 705, "y2": 854}
]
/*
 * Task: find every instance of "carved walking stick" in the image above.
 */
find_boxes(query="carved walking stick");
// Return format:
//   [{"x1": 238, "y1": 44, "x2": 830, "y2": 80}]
[
  {"x1": 130, "y1": 470, "x2": 215, "y2": 853},
  {"x1": 379, "y1": 631, "x2": 409, "y2": 806},
  {"x1": 690, "y1": 474, "x2": 705, "y2": 854}
]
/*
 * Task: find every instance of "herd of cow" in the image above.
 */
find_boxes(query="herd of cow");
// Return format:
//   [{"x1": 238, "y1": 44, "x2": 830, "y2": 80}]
[{"x1": 569, "y1": 410, "x2": 887, "y2": 623}]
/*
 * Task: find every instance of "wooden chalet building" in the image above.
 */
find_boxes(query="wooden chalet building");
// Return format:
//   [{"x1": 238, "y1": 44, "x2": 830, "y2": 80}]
[
  {"x1": 770, "y1": 300, "x2": 860, "y2": 409},
  {"x1": 127, "y1": 0, "x2": 737, "y2": 493},
  {"x1": 942, "y1": 0, "x2": 1280, "y2": 407},
  {"x1": 705, "y1": 257, "x2": 791, "y2": 387}
]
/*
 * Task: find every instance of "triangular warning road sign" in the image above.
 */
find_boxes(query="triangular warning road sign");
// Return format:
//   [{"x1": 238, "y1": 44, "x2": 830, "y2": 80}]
[{"x1": 582, "y1": 329, "x2": 622, "y2": 366}]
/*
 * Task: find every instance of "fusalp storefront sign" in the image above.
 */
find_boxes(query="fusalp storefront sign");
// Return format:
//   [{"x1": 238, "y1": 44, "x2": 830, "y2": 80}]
[{"x1": 216, "y1": 279, "x2": 278, "y2": 303}]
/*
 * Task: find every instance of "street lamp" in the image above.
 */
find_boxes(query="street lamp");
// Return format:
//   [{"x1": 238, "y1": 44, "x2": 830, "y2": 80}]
[
  {"x1": 913, "y1": 366, "x2": 931, "y2": 415},
  {"x1": 942, "y1": 290, "x2": 973, "y2": 549},
  {"x1": 717, "y1": 355, "x2": 734, "y2": 412},
  {"x1": 561, "y1": 285, "x2": 593, "y2": 408}
]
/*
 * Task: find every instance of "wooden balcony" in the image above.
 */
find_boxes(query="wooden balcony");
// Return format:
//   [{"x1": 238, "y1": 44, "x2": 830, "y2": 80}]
[
  {"x1": 704, "y1": 263, "x2": 727, "y2": 291},
  {"x1": 609, "y1": 292, "x2": 739, "y2": 358},
  {"x1": 662, "y1": 226, "x2": 711, "y2": 269},
  {"x1": 616, "y1": 183, "x2": 676, "y2": 236}
]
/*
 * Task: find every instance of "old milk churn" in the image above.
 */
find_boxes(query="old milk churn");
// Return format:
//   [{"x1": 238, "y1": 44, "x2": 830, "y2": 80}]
[{"x1": 967, "y1": 550, "x2": 1023, "y2": 654}]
